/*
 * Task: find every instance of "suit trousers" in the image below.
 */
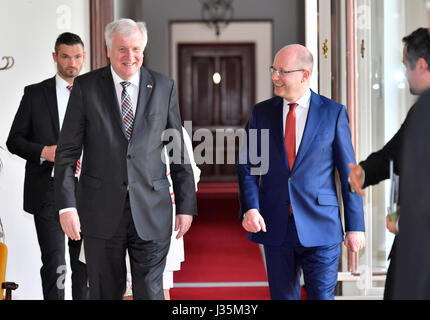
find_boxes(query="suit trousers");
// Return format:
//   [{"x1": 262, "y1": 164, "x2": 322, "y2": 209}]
[
  {"x1": 33, "y1": 179, "x2": 89, "y2": 300},
  {"x1": 263, "y1": 214, "x2": 340, "y2": 300},
  {"x1": 83, "y1": 194, "x2": 171, "y2": 300},
  {"x1": 383, "y1": 238, "x2": 397, "y2": 300}
]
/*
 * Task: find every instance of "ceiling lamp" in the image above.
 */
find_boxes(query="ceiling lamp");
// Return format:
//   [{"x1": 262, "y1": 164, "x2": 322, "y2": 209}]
[{"x1": 200, "y1": 0, "x2": 234, "y2": 36}]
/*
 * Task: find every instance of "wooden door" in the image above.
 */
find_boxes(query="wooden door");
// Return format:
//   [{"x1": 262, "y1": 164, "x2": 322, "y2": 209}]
[{"x1": 178, "y1": 43, "x2": 255, "y2": 181}]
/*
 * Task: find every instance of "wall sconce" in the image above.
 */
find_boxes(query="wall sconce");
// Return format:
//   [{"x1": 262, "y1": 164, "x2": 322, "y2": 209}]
[{"x1": 200, "y1": 0, "x2": 234, "y2": 37}]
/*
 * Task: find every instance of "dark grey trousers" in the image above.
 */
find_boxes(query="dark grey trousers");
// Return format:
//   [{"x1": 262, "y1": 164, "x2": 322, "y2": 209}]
[{"x1": 83, "y1": 195, "x2": 170, "y2": 300}]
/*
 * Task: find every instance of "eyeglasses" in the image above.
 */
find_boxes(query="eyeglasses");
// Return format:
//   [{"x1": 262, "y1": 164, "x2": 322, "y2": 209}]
[{"x1": 270, "y1": 66, "x2": 305, "y2": 77}]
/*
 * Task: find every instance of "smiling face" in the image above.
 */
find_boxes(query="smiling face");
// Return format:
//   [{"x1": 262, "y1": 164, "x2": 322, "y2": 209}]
[
  {"x1": 271, "y1": 45, "x2": 311, "y2": 102},
  {"x1": 53, "y1": 44, "x2": 86, "y2": 83},
  {"x1": 107, "y1": 28, "x2": 144, "y2": 80}
]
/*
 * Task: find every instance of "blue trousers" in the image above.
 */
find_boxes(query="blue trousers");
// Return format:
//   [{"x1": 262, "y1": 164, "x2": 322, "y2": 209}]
[{"x1": 264, "y1": 215, "x2": 340, "y2": 300}]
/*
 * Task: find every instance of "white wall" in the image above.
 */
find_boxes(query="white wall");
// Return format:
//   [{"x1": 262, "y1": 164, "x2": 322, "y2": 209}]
[{"x1": 0, "y1": 0, "x2": 90, "y2": 299}]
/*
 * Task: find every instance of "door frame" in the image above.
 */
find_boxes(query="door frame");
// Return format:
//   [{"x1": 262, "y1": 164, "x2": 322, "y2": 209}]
[
  {"x1": 177, "y1": 42, "x2": 255, "y2": 126},
  {"x1": 169, "y1": 20, "x2": 273, "y2": 104},
  {"x1": 177, "y1": 42, "x2": 255, "y2": 182}
]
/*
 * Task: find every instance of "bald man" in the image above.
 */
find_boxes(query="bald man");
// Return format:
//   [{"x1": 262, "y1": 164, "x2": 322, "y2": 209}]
[{"x1": 237, "y1": 44, "x2": 365, "y2": 300}]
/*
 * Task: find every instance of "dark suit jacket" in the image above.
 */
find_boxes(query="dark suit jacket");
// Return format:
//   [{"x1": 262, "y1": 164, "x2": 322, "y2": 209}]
[
  {"x1": 392, "y1": 89, "x2": 430, "y2": 299},
  {"x1": 6, "y1": 77, "x2": 60, "y2": 214},
  {"x1": 237, "y1": 91, "x2": 364, "y2": 247},
  {"x1": 360, "y1": 104, "x2": 417, "y2": 188},
  {"x1": 358, "y1": 103, "x2": 417, "y2": 267},
  {"x1": 54, "y1": 65, "x2": 197, "y2": 241}
]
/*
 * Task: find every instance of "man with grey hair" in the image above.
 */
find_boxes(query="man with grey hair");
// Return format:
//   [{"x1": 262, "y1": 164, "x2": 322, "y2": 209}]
[{"x1": 54, "y1": 18, "x2": 197, "y2": 299}]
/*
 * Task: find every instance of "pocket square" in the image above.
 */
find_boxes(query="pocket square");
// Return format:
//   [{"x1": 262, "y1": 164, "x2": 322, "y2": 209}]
[{"x1": 147, "y1": 84, "x2": 153, "y2": 89}]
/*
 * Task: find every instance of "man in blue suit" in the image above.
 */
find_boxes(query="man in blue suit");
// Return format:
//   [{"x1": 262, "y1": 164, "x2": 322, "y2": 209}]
[{"x1": 237, "y1": 44, "x2": 365, "y2": 300}]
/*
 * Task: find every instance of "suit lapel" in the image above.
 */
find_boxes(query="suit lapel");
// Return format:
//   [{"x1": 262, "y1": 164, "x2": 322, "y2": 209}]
[
  {"x1": 99, "y1": 66, "x2": 128, "y2": 139},
  {"x1": 44, "y1": 77, "x2": 60, "y2": 137},
  {"x1": 129, "y1": 67, "x2": 154, "y2": 143},
  {"x1": 271, "y1": 97, "x2": 291, "y2": 170},
  {"x1": 101, "y1": 66, "x2": 154, "y2": 141},
  {"x1": 293, "y1": 90, "x2": 324, "y2": 171}
]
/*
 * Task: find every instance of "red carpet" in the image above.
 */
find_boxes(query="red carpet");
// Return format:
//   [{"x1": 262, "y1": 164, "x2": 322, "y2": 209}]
[
  {"x1": 171, "y1": 189, "x2": 270, "y2": 300},
  {"x1": 171, "y1": 287, "x2": 270, "y2": 300}
]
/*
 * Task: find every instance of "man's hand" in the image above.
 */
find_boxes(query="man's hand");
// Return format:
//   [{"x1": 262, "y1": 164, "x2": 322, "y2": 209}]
[
  {"x1": 242, "y1": 209, "x2": 267, "y2": 233},
  {"x1": 344, "y1": 231, "x2": 365, "y2": 252},
  {"x1": 60, "y1": 211, "x2": 81, "y2": 241},
  {"x1": 386, "y1": 214, "x2": 399, "y2": 234},
  {"x1": 41, "y1": 145, "x2": 57, "y2": 162},
  {"x1": 348, "y1": 163, "x2": 365, "y2": 196},
  {"x1": 175, "y1": 214, "x2": 193, "y2": 239}
]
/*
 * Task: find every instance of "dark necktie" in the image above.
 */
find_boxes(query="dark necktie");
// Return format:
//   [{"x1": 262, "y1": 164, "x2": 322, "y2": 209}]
[{"x1": 120, "y1": 81, "x2": 135, "y2": 140}]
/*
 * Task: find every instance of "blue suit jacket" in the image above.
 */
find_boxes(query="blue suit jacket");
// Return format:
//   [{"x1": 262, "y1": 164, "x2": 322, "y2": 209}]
[{"x1": 237, "y1": 90, "x2": 365, "y2": 247}]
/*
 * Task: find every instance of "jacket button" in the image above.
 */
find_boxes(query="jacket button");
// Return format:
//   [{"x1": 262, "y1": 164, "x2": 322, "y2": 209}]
[{"x1": 127, "y1": 155, "x2": 132, "y2": 159}]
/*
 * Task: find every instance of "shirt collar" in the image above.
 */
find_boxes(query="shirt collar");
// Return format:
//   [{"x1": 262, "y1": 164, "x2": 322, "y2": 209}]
[
  {"x1": 55, "y1": 74, "x2": 71, "y2": 89},
  {"x1": 110, "y1": 65, "x2": 140, "y2": 87},
  {"x1": 284, "y1": 88, "x2": 311, "y2": 109}
]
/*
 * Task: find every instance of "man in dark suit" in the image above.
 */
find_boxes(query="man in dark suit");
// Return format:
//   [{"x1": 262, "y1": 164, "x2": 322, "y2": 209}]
[
  {"x1": 348, "y1": 27, "x2": 430, "y2": 299},
  {"x1": 54, "y1": 18, "x2": 197, "y2": 300},
  {"x1": 237, "y1": 44, "x2": 365, "y2": 300},
  {"x1": 6, "y1": 32, "x2": 89, "y2": 300},
  {"x1": 392, "y1": 88, "x2": 430, "y2": 299},
  {"x1": 391, "y1": 9, "x2": 430, "y2": 299}
]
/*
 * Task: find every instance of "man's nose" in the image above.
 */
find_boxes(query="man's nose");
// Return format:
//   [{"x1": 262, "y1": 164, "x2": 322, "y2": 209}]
[
  {"x1": 69, "y1": 58, "x2": 77, "y2": 66},
  {"x1": 124, "y1": 49, "x2": 133, "y2": 58}
]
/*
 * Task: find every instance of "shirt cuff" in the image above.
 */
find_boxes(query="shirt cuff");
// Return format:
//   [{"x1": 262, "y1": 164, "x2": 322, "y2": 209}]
[{"x1": 59, "y1": 208, "x2": 77, "y2": 215}]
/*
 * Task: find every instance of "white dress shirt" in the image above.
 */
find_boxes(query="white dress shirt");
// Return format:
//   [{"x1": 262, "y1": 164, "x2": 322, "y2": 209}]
[
  {"x1": 56, "y1": 74, "x2": 72, "y2": 130},
  {"x1": 110, "y1": 65, "x2": 140, "y2": 115},
  {"x1": 42, "y1": 75, "x2": 72, "y2": 171},
  {"x1": 282, "y1": 88, "x2": 311, "y2": 154}
]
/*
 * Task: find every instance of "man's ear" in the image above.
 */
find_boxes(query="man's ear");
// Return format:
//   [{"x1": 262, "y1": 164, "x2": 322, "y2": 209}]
[
  {"x1": 52, "y1": 52, "x2": 58, "y2": 63},
  {"x1": 302, "y1": 70, "x2": 311, "y2": 83},
  {"x1": 417, "y1": 57, "x2": 429, "y2": 73}
]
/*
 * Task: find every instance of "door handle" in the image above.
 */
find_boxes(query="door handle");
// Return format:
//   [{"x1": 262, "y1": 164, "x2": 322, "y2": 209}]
[
  {"x1": 360, "y1": 40, "x2": 365, "y2": 59},
  {"x1": 322, "y1": 39, "x2": 329, "y2": 59}
]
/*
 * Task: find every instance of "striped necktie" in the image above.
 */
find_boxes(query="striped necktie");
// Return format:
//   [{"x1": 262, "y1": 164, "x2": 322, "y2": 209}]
[{"x1": 120, "y1": 81, "x2": 134, "y2": 140}]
